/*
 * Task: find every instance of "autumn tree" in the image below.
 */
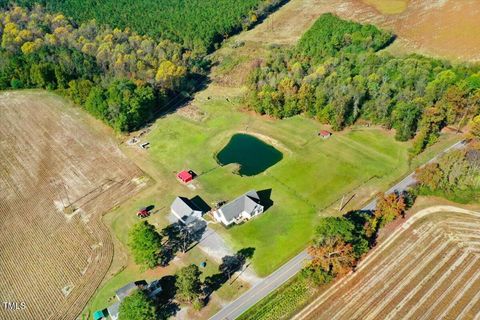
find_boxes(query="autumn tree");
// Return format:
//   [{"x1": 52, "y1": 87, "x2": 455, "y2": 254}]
[
  {"x1": 415, "y1": 163, "x2": 443, "y2": 190},
  {"x1": 304, "y1": 217, "x2": 358, "y2": 283},
  {"x1": 308, "y1": 236, "x2": 356, "y2": 277},
  {"x1": 374, "y1": 192, "x2": 406, "y2": 228},
  {"x1": 467, "y1": 115, "x2": 480, "y2": 140}
]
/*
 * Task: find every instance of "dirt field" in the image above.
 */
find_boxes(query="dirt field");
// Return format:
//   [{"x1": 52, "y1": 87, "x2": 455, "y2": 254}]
[
  {"x1": 237, "y1": 0, "x2": 480, "y2": 62},
  {"x1": 294, "y1": 205, "x2": 480, "y2": 320},
  {"x1": 0, "y1": 91, "x2": 145, "y2": 320}
]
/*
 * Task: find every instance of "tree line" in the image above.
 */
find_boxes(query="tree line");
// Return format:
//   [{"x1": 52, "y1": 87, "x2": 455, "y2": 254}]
[
  {"x1": 302, "y1": 190, "x2": 413, "y2": 285},
  {"x1": 0, "y1": 5, "x2": 198, "y2": 131},
  {"x1": 415, "y1": 128, "x2": 480, "y2": 203},
  {"x1": 1, "y1": 0, "x2": 286, "y2": 54},
  {"x1": 246, "y1": 13, "x2": 480, "y2": 156}
]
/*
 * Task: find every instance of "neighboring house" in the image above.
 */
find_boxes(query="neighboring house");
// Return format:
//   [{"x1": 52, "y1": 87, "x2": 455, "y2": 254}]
[
  {"x1": 171, "y1": 196, "x2": 203, "y2": 225},
  {"x1": 106, "y1": 302, "x2": 120, "y2": 320},
  {"x1": 213, "y1": 190, "x2": 264, "y2": 226},
  {"x1": 115, "y1": 280, "x2": 148, "y2": 301},
  {"x1": 105, "y1": 280, "x2": 162, "y2": 320}
]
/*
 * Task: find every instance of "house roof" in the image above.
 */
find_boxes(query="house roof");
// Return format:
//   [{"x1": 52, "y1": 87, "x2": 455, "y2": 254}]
[
  {"x1": 115, "y1": 280, "x2": 147, "y2": 301},
  {"x1": 107, "y1": 302, "x2": 120, "y2": 320},
  {"x1": 319, "y1": 130, "x2": 332, "y2": 136},
  {"x1": 177, "y1": 170, "x2": 193, "y2": 181},
  {"x1": 219, "y1": 190, "x2": 261, "y2": 222},
  {"x1": 171, "y1": 197, "x2": 200, "y2": 217}
]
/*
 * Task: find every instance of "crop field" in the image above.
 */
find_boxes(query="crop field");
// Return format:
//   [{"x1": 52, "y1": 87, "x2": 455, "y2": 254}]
[
  {"x1": 295, "y1": 206, "x2": 480, "y2": 320},
  {"x1": 238, "y1": 0, "x2": 480, "y2": 62},
  {"x1": 0, "y1": 91, "x2": 145, "y2": 320}
]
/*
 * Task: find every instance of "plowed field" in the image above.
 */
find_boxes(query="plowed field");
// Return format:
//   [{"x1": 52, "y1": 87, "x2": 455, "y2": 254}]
[
  {"x1": 0, "y1": 91, "x2": 145, "y2": 320},
  {"x1": 295, "y1": 206, "x2": 480, "y2": 320}
]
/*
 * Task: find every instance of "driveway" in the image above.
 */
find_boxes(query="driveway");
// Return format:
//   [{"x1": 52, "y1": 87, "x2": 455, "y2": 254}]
[{"x1": 167, "y1": 213, "x2": 261, "y2": 286}]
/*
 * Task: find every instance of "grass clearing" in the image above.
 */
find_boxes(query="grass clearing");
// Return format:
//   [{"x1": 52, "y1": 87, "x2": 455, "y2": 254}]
[
  {"x1": 363, "y1": 0, "x2": 409, "y2": 15},
  {"x1": 135, "y1": 92, "x2": 411, "y2": 276}
]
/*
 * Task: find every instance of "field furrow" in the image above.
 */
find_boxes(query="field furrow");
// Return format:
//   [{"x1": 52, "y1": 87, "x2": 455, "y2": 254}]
[
  {"x1": 298, "y1": 208, "x2": 480, "y2": 320},
  {"x1": 0, "y1": 92, "x2": 145, "y2": 320}
]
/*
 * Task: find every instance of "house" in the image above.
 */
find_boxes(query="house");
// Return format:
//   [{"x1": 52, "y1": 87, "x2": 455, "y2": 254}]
[
  {"x1": 106, "y1": 302, "x2": 120, "y2": 320},
  {"x1": 171, "y1": 196, "x2": 203, "y2": 224},
  {"x1": 115, "y1": 280, "x2": 148, "y2": 301},
  {"x1": 177, "y1": 170, "x2": 193, "y2": 183},
  {"x1": 318, "y1": 130, "x2": 332, "y2": 139},
  {"x1": 213, "y1": 190, "x2": 264, "y2": 226},
  {"x1": 106, "y1": 280, "x2": 162, "y2": 320}
]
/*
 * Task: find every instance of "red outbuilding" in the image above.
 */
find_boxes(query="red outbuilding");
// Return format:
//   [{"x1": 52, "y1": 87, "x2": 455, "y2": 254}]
[
  {"x1": 177, "y1": 170, "x2": 193, "y2": 183},
  {"x1": 318, "y1": 130, "x2": 332, "y2": 139}
]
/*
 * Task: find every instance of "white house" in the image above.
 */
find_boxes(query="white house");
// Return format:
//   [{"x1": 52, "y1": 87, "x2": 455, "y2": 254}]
[
  {"x1": 170, "y1": 196, "x2": 203, "y2": 225},
  {"x1": 213, "y1": 190, "x2": 264, "y2": 226}
]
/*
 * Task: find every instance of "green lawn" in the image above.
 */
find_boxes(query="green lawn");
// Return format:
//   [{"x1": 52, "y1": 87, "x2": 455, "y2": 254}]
[
  {"x1": 141, "y1": 96, "x2": 410, "y2": 276},
  {"x1": 82, "y1": 89, "x2": 457, "y2": 318}
]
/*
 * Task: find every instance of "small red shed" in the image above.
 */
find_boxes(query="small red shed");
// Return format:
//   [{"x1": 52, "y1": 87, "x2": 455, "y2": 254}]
[
  {"x1": 318, "y1": 130, "x2": 332, "y2": 138},
  {"x1": 177, "y1": 170, "x2": 193, "y2": 183}
]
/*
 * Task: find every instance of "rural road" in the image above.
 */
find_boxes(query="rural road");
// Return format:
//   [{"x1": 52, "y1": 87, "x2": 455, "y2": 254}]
[{"x1": 209, "y1": 139, "x2": 466, "y2": 320}]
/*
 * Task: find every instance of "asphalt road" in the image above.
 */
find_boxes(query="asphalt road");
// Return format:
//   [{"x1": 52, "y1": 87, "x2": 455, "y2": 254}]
[{"x1": 210, "y1": 140, "x2": 465, "y2": 320}]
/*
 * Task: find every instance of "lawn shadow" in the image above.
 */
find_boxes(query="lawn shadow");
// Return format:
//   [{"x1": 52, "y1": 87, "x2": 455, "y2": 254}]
[
  {"x1": 154, "y1": 275, "x2": 180, "y2": 319},
  {"x1": 257, "y1": 189, "x2": 274, "y2": 211},
  {"x1": 203, "y1": 247, "x2": 255, "y2": 304},
  {"x1": 159, "y1": 221, "x2": 207, "y2": 266}
]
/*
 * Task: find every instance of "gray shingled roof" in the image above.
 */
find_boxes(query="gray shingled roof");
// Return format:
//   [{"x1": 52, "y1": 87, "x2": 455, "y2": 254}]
[
  {"x1": 107, "y1": 302, "x2": 120, "y2": 319},
  {"x1": 115, "y1": 280, "x2": 147, "y2": 301},
  {"x1": 171, "y1": 197, "x2": 199, "y2": 217},
  {"x1": 220, "y1": 190, "x2": 261, "y2": 222}
]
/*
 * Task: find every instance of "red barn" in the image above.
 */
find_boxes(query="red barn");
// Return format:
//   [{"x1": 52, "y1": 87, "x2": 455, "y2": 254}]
[
  {"x1": 318, "y1": 130, "x2": 332, "y2": 139},
  {"x1": 177, "y1": 170, "x2": 193, "y2": 183}
]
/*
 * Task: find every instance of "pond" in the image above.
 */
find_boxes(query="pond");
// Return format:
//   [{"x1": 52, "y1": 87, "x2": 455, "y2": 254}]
[{"x1": 216, "y1": 133, "x2": 283, "y2": 176}]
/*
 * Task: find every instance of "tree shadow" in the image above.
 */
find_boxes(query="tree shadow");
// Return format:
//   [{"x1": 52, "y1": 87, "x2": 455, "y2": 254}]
[
  {"x1": 159, "y1": 220, "x2": 207, "y2": 266},
  {"x1": 257, "y1": 189, "x2": 274, "y2": 211},
  {"x1": 154, "y1": 275, "x2": 179, "y2": 319},
  {"x1": 203, "y1": 247, "x2": 255, "y2": 303}
]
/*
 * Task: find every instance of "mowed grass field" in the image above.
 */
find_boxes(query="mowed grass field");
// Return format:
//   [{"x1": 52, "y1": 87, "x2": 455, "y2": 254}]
[{"x1": 135, "y1": 90, "x2": 410, "y2": 276}]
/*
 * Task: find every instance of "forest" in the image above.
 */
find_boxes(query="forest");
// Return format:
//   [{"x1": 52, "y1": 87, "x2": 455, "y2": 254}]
[
  {"x1": 246, "y1": 14, "x2": 480, "y2": 155},
  {"x1": 0, "y1": 6, "x2": 197, "y2": 131},
  {"x1": 1, "y1": 0, "x2": 285, "y2": 54}
]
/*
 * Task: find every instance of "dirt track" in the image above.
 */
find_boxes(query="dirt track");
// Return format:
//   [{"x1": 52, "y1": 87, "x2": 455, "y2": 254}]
[
  {"x1": 0, "y1": 91, "x2": 145, "y2": 320},
  {"x1": 294, "y1": 206, "x2": 480, "y2": 320}
]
